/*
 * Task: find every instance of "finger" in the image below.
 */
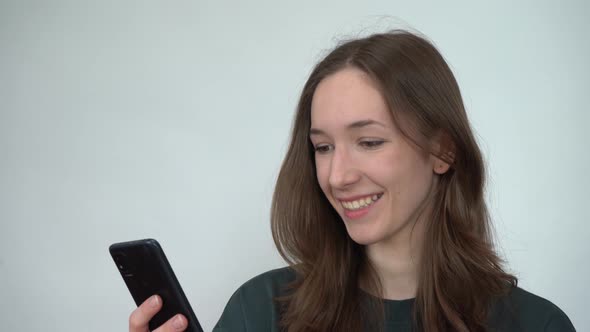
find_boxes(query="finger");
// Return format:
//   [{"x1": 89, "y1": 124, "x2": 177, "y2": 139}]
[
  {"x1": 129, "y1": 295, "x2": 162, "y2": 332},
  {"x1": 153, "y1": 314, "x2": 188, "y2": 332}
]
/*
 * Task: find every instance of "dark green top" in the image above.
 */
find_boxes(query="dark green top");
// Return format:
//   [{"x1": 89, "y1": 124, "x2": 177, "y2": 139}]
[{"x1": 213, "y1": 267, "x2": 575, "y2": 331}]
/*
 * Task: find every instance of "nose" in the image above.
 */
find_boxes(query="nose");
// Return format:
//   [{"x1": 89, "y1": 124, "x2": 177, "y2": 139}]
[{"x1": 328, "y1": 146, "x2": 361, "y2": 189}]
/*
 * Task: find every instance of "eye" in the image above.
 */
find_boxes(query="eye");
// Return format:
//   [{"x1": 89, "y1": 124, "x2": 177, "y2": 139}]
[
  {"x1": 359, "y1": 140, "x2": 385, "y2": 149},
  {"x1": 314, "y1": 144, "x2": 333, "y2": 154}
]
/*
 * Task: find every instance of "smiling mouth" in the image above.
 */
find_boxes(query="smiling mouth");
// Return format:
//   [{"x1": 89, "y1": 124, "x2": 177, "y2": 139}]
[{"x1": 340, "y1": 193, "x2": 383, "y2": 211}]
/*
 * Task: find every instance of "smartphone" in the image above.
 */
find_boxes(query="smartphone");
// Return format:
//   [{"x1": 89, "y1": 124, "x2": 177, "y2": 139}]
[{"x1": 109, "y1": 239, "x2": 203, "y2": 332}]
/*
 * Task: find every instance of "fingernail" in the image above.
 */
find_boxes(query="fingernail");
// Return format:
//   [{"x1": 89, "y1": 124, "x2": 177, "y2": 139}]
[
  {"x1": 150, "y1": 295, "x2": 160, "y2": 308},
  {"x1": 173, "y1": 315, "x2": 185, "y2": 329}
]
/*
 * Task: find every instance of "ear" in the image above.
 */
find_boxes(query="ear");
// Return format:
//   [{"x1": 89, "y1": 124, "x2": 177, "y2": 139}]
[
  {"x1": 433, "y1": 159, "x2": 451, "y2": 175},
  {"x1": 430, "y1": 131, "x2": 455, "y2": 175}
]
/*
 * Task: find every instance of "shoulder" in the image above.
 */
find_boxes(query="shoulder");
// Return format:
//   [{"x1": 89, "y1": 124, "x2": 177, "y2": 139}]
[
  {"x1": 238, "y1": 266, "x2": 297, "y2": 299},
  {"x1": 213, "y1": 267, "x2": 296, "y2": 332},
  {"x1": 489, "y1": 286, "x2": 575, "y2": 331}
]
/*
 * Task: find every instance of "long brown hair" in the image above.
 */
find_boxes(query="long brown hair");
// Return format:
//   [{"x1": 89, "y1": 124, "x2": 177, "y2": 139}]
[{"x1": 271, "y1": 30, "x2": 517, "y2": 332}]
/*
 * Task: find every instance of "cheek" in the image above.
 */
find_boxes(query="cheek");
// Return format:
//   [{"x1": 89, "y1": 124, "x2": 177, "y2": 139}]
[
  {"x1": 315, "y1": 161, "x2": 331, "y2": 194},
  {"x1": 365, "y1": 150, "x2": 402, "y2": 183},
  {"x1": 394, "y1": 156, "x2": 434, "y2": 204},
  {"x1": 372, "y1": 148, "x2": 430, "y2": 193}
]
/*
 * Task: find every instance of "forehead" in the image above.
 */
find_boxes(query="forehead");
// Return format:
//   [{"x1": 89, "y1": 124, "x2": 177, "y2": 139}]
[{"x1": 310, "y1": 67, "x2": 393, "y2": 129}]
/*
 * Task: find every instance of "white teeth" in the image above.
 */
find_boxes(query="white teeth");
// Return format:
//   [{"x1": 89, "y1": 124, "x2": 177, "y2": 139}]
[{"x1": 341, "y1": 194, "x2": 381, "y2": 211}]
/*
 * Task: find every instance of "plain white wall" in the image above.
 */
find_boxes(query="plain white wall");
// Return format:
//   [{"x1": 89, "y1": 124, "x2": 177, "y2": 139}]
[{"x1": 1, "y1": 1, "x2": 588, "y2": 331}]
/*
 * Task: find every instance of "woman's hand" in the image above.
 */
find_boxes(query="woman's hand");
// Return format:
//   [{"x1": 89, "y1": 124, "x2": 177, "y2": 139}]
[{"x1": 129, "y1": 295, "x2": 188, "y2": 332}]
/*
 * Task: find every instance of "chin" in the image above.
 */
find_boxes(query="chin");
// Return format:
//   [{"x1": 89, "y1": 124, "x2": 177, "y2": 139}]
[{"x1": 343, "y1": 224, "x2": 383, "y2": 246}]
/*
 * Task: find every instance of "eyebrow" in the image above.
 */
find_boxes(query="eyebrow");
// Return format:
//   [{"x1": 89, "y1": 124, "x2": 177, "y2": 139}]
[{"x1": 309, "y1": 119, "x2": 387, "y2": 136}]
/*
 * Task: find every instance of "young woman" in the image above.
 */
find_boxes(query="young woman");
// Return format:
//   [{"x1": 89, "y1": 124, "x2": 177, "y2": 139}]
[{"x1": 128, "y1": 30, "x2": 575, "y2": 332}]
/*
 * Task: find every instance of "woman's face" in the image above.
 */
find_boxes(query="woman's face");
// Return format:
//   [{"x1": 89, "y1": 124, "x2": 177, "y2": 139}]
[{"x1": 310, "y1": 67, "x2": 446, "y2": 246}]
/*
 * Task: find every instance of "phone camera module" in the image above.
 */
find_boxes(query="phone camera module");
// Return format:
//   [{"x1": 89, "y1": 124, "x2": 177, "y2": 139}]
[{"x1": 113, "y1": 253, "x2": 128, "y2": 271}]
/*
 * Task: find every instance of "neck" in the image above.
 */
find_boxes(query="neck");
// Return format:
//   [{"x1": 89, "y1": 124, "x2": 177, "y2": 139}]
[
  {"x1": 365, "y1": 237, "x2": 421, "y2": 300},
  {"x1": 362, "y1": 208, "x2": 428, "y2": 301},
  {"x1": 360, "y1": 176, "x2": 439, "y2": 301}
]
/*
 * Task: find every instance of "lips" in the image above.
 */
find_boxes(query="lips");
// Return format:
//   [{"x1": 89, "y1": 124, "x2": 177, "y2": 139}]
[
  {"x1": 338, "y1": 193, "x2": 383, "y2": 210},
  {"x1": 337, "y1": 193, "x2": 383, "y2": 220}
]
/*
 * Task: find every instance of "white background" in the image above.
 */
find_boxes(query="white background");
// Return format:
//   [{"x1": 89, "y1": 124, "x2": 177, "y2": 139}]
[{"x1": 1, "y1": 1, "x2": 588, "y2": 331}]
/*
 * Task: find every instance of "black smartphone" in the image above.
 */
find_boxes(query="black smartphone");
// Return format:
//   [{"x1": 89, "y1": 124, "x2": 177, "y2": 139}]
[{"x1": 109, "y1": 239, "x2": 203, "y2": 332}]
